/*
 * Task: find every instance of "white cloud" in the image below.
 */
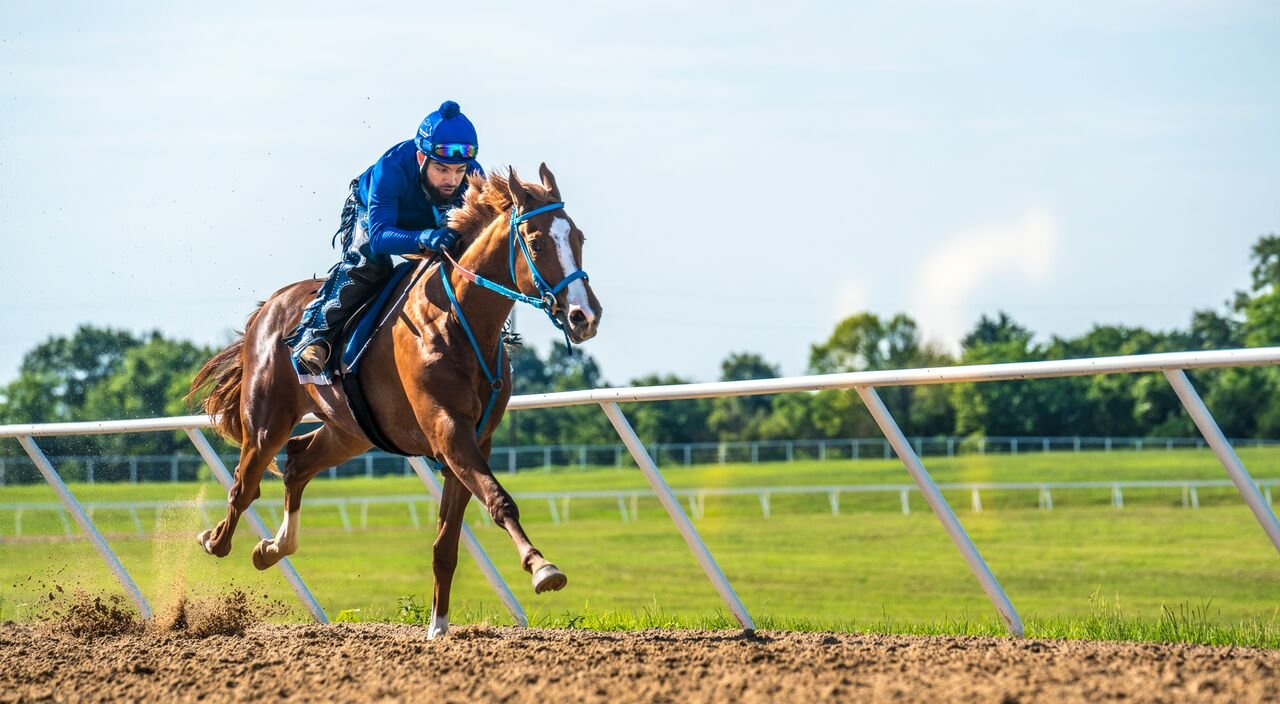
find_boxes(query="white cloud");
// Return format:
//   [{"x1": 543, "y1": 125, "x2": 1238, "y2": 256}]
[
  {"x1": 912, "y1": 207, "x2": 1057, "y2": 350},
  {"x1": 832, "y1": 279, "x2": 871, "y2": 323}
]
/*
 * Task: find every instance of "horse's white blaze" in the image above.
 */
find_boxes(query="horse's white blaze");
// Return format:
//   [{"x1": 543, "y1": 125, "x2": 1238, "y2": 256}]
[
  {"x1": 428, "y1": 607, "x2": 449, "y2": 639},
  {"x1": 550, "y1": 217, "x2": 594, "y2": 322}
]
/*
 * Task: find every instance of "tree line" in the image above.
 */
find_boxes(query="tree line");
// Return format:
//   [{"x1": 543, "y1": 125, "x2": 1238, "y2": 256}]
[{"x1": 3, "y1": 234, "x2": 1278, "y2": 464}]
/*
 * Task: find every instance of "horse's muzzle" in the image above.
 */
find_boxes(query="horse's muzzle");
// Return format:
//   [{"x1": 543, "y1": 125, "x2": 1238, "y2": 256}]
[{"x1": 566, "y1": 304, "x2": 600, "y2": 343}]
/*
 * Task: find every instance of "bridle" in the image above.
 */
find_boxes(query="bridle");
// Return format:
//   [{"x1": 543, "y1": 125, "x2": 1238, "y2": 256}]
[
  {"x1": 441, "y1": 201, "x2": 589, "y2": 341},
  {"x1": 431, "y1": 200, "x2": 591, "y2": 433}
]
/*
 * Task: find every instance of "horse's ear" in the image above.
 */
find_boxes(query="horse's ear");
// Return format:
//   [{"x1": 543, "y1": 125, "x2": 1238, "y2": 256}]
[
  {"x1": 538, "y1": 162, "x2": 561, "y2": 201},
  {"x1": 506, "y1": 167, "x2": 528, "y2": 211}
]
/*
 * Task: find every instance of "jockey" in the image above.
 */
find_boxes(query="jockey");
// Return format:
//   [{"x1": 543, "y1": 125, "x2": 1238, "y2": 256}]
[{"x1": 285, "y1": 100, "x2": 484, "y2": 383}]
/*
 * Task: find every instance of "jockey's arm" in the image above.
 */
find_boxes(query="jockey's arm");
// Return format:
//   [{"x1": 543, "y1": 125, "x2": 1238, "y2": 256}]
[{"x1": 365, "y1": 158, "x2": 428, "y2": 257}]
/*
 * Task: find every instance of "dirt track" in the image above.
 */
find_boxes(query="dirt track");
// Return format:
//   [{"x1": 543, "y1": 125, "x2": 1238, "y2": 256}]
[{"x1": 2, "y1": 623, "x2": 1277, "y2": 703}]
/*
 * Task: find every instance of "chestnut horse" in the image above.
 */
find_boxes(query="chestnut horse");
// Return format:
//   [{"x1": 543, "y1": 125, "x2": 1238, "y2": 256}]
[{"x1": 187, "y1": 164, "x2": 602, "y2": 637}]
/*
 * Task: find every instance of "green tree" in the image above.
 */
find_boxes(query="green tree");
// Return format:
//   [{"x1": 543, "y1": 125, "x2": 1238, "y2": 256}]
[
  {"x1": 806, "y1": 312, "x2": 954, "y2": 438},
  {"x1": 80, "y1": 334, "x2": 215, "y2": 456},
  {"x1": 950, "y1": 312, "x2": 1048, "y2": 435},
  {"x1": 0, "y1": 325, "x2": 142, "y2": 425},
  {"x1": 707, "y1": 352, "x2": 779, "y2": 441},
  {"x1": 625, "y1": 373, "x2": 713, "y2": 444}
]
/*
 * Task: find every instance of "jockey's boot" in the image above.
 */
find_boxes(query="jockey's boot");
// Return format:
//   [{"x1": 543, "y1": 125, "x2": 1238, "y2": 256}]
[{"x1": 293, "y1": 340, "x2": 331, "y2": 377}]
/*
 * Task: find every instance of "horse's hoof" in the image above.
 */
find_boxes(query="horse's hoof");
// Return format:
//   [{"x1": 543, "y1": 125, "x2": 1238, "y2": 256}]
[
  {"x1": 532, "y1": 564, "x2": 567, "y2": 594},
  {"x1": 251, "y1": 540, "x2": 278, "y2": 571},
  {"x1": 428, "y1": 610, "x2": 449, "y2": 640},
  {"x1": 196, "y1": 529, "x2": 216, "y2": 555}
]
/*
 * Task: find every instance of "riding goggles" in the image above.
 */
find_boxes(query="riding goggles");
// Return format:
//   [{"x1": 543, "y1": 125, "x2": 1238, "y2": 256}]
[{"x1": 427, "y1": 142, "x2": 478, "y2": 159}]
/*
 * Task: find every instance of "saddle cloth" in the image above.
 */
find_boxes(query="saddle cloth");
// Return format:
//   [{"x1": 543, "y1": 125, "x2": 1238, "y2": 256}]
[{"x1": 330, "y1": 260, "x2": 419, "y2": 456}]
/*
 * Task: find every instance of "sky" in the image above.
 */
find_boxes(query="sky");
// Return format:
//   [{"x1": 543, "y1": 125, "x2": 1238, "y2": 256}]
[{"x1": 1, "y1": 1, "x2": 1277, "y2": 389}]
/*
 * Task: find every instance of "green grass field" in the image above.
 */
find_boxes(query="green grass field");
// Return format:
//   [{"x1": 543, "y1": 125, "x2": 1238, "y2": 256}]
[{"x1": 2, "y1": 448, "x2": 1278, "y2": 646}]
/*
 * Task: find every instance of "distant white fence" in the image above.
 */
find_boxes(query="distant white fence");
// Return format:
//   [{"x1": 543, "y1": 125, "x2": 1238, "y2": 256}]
[
  {"x1": 4, "y1": 478, "x2": 1275, "y2": 538},
  {"x1": 4, "y1": 347, "x2": 1280, "y2": 637},
  {"x1": 9, "y1": 434, "x2": 1278, "y2": 484}
]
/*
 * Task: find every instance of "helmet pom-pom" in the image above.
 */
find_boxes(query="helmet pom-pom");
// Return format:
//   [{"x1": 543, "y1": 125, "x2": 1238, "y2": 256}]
[{"x1": 439, "y1": 101, "x2": 461, "y2": 119}]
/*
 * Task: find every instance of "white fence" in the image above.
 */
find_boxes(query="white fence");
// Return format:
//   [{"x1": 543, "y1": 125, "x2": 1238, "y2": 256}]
[
  {"x1": 5, "y1": 478, "x2": 1276, "y2": 538},
  {"x1": 9, "y1": 434, "x2": 1278, "y2": 484},
  {"x1": 3, "y1": 347, "x2": 1280, "y2": 637}
]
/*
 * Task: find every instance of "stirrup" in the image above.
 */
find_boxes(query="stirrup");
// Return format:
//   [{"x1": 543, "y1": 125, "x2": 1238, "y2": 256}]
[{"x1": 294, "y1": 340, "x2": 331, "y2": 376}]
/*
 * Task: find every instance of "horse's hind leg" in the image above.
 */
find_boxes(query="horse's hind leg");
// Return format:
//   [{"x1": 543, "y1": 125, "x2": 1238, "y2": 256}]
[
  {"x1": 428, "y1": 469, "x2": 471, "y2": 639},
  {"x1": 198, "y1": 415, "x2": 295, "y2": 557},
  {"x1": 252, "y1": 425, "x2": 367, "y2": 570}
]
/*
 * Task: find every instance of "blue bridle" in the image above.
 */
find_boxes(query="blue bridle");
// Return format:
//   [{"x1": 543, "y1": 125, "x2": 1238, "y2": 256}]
[
  {"x1": 444, "y1": 201, "x2": 589, "y2": 340},
  {"x1": 434, "y1": 201, "x2": 591, "y2": 434}
]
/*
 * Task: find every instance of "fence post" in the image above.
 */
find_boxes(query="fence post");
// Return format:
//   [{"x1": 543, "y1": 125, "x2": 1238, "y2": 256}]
[
  {"x1": 751, "y1": 442, "x2": 758, "y2": 464},
  {"x1": 16, "y1": 436, "x2": 152, "y2": 619},
  {"x1": 579, "y1": 446, "x2": 587, "y2": 470},
  {"x1": 510, "y1": 448, "x2": 519, "y2": 474},
  {"x1": 1074, "y1": 437, "x2": 1081, "y2": 452},
  {"x1": 947, "y1": 438, "x2": 955, "y2": 457},
  {"x1": 365, "y1": 454, "x2": 373, "y2": 478},
  {"x1": 543, "y1": 446, "x2": 552, "y2": 470},
  {"x1": 786, "y1": 442, "x2": 794, "y2": 462},
  {"x1": 615, "y1": 446, "x2": 623, "y2": 469},
  {"x1": 1165, "y1": 370, "x2": 1280, "y2": 555},
  {"x1": 684, "y1": 445, "x2": 692, "y2": 466},
  {"x1": 856, "y1": 387, "x2": 1023, "y2": 637},
  {"x1": 599, "y1": 402, "x2": 755, "y2": 631},
  {"x1": 0, "y1": 457, "x2": 5, "y2": 486}
]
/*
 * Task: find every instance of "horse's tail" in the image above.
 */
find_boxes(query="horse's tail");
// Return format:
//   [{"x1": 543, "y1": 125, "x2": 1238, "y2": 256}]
[{"x1": 186, "y1": 305, "x2": 264, "y2": 446}]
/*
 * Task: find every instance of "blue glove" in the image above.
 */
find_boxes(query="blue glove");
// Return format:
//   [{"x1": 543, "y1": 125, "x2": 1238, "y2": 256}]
[{"x1": 417, "y1": 226, "x2": 458, "y2": 252}]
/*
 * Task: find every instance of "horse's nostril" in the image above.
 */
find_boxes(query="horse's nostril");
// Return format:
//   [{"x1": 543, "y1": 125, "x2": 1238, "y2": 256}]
[{"x1": 569, "y1": 309, "x2": 588, "y2": 326}]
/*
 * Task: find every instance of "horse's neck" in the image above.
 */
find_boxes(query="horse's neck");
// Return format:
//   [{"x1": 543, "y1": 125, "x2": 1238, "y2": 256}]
[{"x1": 439, "y1": 215, "x2": 517, "y2": 350}]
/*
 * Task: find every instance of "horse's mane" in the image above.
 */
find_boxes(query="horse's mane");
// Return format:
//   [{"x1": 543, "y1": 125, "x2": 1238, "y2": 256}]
[{"x1": 448, "y1": 169, "x2": 554, "y2": 239}]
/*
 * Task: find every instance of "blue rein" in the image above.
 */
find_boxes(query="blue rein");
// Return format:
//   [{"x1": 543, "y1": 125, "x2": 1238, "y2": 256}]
[{"x1": 435, "y1": 201, "x2": 590, "y2": 436}]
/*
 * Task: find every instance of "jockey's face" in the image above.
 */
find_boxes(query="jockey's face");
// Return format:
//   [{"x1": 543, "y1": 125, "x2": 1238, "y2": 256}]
[{"x1": 422, "y1": 158, "x2": 469, "y2": 200}]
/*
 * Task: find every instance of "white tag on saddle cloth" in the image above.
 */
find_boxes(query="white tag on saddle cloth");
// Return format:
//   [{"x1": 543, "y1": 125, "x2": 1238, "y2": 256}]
[{"x1": 294, "y1": 371, "x2": 333, "y2": 386}]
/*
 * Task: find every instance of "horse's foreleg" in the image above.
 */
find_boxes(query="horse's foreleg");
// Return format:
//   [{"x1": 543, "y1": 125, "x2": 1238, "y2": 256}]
[
  {"x1": 429, "y1": 470, "x2": 470, "y2": 639},
  {"x1": 435, "y1": 420, "x2": 567, "y2": 594}
]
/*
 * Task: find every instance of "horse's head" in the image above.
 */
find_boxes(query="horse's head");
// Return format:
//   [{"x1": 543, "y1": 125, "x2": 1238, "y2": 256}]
[{"x1": 501, "y1": 164, "x2": 602, "y2": 343}]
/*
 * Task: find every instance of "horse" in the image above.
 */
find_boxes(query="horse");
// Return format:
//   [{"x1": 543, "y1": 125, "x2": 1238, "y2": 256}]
[{"x1": 186, "y1": 164, "x2": 602, "y2": 637}]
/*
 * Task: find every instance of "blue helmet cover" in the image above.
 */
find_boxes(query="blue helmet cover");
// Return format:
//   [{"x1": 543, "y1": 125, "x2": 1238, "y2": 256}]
[{"x1": 415, "y1": 100, "x2": 479, "y2": 164}]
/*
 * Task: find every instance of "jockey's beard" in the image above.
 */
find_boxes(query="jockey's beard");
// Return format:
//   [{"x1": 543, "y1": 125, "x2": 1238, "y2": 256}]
[{"x1": 421, "y1": 177, "x2": 457, "y2": 206}]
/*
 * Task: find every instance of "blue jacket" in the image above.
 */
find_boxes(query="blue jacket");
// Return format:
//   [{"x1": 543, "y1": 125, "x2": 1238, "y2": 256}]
[{"x1": 356, "y1": 140, "x2": 483, "y2": 256}]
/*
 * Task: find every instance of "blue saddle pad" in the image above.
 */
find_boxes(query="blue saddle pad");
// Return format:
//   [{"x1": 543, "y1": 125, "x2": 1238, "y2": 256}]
[{"x1": 340, "y1": 261, "x2": 415, "y2": 375}]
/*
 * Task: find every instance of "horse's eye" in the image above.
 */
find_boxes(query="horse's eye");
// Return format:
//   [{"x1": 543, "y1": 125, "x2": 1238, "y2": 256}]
[{"x1": 529, "y1": 239, "x2": 543, "y2": 253}]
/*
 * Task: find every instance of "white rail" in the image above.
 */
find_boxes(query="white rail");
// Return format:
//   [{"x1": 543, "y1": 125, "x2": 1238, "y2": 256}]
[
  {"x1": 3, "y1": 346, "x2": 1280, "y2": 636},
  {"x1": 6, "y1": 479, "x2": 1271, "y2": 533}
]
